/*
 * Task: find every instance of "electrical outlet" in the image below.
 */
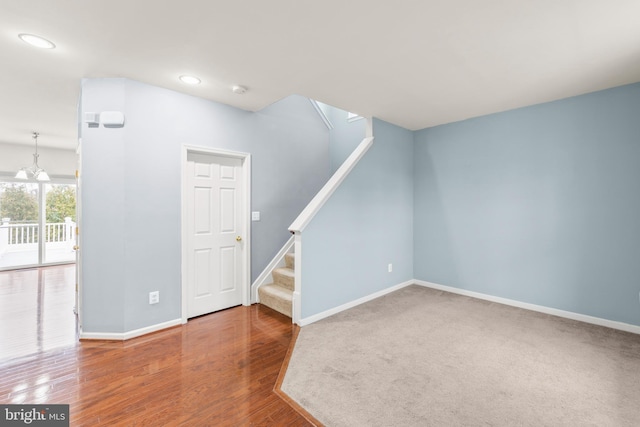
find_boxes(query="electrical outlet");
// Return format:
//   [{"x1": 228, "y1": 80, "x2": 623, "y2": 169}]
[
  {"x1": 388, "y1": 263, "x2": 393, "y2": 273},
  {"x1": 149, "y1": 291, "x2": 159, "y2": 305}
]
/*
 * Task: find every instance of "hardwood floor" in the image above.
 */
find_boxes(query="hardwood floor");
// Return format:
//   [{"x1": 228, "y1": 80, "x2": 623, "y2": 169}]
[
  {"x1": 0, "y1": 266, "x2": 313, "y2": 426},
  {"x1": 0, "y1": 264, "x2": 78, "y2": 361}
]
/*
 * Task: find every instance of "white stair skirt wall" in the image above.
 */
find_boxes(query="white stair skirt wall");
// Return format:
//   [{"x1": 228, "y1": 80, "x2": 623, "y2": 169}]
[
  {"x1": 414, "y1": 280, "x2": 640, "y2": 336},
  {"x1": 251, "y1": 235, "x2": 294, "y2": 303},
  {"x1": 309, "y1": 99, "x2": 333, "y2": 130}
]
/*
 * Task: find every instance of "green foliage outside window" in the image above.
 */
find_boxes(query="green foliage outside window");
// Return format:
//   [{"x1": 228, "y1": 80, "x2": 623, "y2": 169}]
[
  {"x1": 0, "y1": 183, "x2": 76, "y2": 223},
  {"x1": 45, "y1": 186, "x2": 76, "y2": 223},
  {"x1": 0, "y1": 184, "x2": 38, "y2": 222}
]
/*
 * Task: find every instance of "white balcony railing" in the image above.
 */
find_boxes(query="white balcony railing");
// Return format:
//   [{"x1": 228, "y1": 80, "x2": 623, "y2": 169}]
[{"x1": 0, "y1": 217, "x2": 76, "y2": 257}]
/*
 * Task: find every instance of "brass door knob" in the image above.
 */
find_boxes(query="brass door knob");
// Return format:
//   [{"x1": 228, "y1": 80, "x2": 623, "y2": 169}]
[
  {"x1": 236, "y1": 236, "x2": 242, "y2": 242},
  {"x1": 73, "y1": 245, "x2": 79, "y2": 251}
]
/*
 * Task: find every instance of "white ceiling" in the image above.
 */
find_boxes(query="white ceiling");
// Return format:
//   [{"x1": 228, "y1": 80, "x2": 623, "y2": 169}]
[{"x1": 1, "y1": 0, "x2": 640, "y2": 149}]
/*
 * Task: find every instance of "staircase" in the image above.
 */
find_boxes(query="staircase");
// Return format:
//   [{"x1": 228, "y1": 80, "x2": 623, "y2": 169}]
[{"x1": 258, "y1": 252, "x2": 294, "y2": 317}]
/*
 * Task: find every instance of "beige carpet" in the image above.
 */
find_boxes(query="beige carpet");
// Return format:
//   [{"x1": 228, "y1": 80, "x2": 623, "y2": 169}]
[{"x1": 281, "y1": 285, "x2": 640, "y2": 426}]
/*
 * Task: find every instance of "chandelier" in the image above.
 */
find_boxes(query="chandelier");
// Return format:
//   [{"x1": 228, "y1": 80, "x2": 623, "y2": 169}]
[{"x1": 15, "y1": 132, "x2": 50, "y2": 181}]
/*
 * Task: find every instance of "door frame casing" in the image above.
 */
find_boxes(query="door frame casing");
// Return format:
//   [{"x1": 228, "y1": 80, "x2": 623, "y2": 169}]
[
  {"x1": 76, "y1": 138, "x2": 82, "y2": 331},
  {"x1": 181, "y1": 145, "x2": 251, "y2": 324}
]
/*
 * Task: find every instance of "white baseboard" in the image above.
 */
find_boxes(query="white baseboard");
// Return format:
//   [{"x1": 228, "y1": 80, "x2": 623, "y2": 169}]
[
  {"x1": 299, "y1": 280, "x2": 414, "y2": 326},
  {"x1": 251, "y1": 235, "x2": 294, "y2": 303},
  {"x1": 80, "y1": 318, "x2": 182, "y2": 341},
  {"x1": 414, "y1": 280, "x2": 640, "y2": 335}
]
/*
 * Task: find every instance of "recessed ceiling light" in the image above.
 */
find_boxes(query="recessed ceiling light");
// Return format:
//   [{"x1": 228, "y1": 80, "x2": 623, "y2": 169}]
[
  {"x1": 179, "y1": 75, "x2": 201, "y2": 85},
  {"x1": 18, "y1": 33, "x2": 56, "y2": 49}
]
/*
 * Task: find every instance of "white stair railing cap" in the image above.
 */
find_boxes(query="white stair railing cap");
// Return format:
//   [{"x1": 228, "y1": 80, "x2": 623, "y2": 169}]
[{"x1": 289, "y1": 136, "x2": 374, "y2": 234}]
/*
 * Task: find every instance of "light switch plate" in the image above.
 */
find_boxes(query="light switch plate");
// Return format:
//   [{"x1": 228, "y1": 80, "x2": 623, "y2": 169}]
[{"x1": 252, "y1": 211, "x2": 261, "y2": 221}]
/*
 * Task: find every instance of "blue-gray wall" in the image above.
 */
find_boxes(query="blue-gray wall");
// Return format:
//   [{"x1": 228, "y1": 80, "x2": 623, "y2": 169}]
[
  {"x1": 414, "y1": 82, "x2": 640, "y2": 326},
  {"x1": 301, "y1": 118, "x2": 414, "y2": 318},
  {"x1": 81, "y1": 80, "x2": 128, "y2": 332},
  {"x1": 80, "y1": 77, "x2": 640, "y2": 333},
  {"x1": 80, "y1": 78, "x2": 330, "y2": 333}
]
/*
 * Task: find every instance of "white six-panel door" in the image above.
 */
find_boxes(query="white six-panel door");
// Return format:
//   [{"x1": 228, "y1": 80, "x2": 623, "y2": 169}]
[{"x1": 186, "y1": 152, "x2": 244, "y2": 318}]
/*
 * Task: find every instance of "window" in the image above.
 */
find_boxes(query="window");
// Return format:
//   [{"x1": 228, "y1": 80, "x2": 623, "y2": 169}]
[{"x1": 0, "y1": 178, "x2": 76, "y2": 269}]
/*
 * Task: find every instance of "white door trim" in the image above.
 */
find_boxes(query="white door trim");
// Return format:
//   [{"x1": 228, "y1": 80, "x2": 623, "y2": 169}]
[
  {"x1": 76, "y1": 138, "x2": 83, "y2": 332},
  {"x1": 181, "y1": 144, "x2": 251, "y2": 324}
]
